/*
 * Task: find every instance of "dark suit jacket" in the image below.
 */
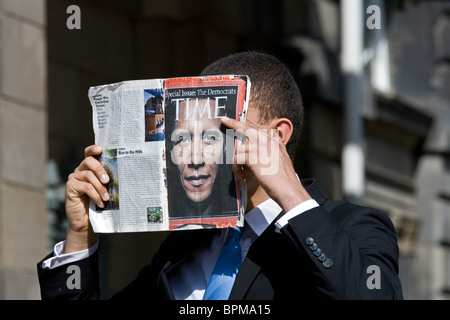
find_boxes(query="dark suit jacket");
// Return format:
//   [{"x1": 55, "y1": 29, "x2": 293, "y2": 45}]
[{"x1": 37, "y1": 179, "x2": 404, "y2": 300}]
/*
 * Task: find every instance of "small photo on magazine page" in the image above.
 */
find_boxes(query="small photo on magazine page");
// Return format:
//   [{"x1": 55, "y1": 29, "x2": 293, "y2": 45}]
[{"x1": 144, "y1": 88, "x2": 164, "y2": 142}]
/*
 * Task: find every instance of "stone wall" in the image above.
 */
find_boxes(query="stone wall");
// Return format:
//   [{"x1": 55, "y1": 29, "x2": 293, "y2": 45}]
[{"x1": 0, "y1": 0, "x2": 48, "y2": 299}]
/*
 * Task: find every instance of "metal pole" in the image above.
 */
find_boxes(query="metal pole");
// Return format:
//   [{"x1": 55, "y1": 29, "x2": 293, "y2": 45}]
[
  {"x1": 341, "y1": 0, "x2": 365, "y2": 204},
  {"x1": 370, "y1": 0, "x2": 391, "y2": 94}
]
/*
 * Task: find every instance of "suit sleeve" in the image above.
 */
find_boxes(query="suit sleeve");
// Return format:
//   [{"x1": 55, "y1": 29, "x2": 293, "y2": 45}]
[
  {"x1": 280, "y1": 201, "x2": 404, "y2": 299},
  {"x1": 36, "y1": 250, "x2": 101, "y2": 300}
]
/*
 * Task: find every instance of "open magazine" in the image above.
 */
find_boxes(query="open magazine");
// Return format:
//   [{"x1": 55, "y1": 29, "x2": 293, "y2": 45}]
[{"x1": 87, "y1": 75, "x2": 250, "y2": 232}]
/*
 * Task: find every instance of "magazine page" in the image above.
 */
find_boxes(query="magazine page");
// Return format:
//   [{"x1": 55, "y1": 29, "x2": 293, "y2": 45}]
[
  {"x1": 88, "y1": 79, "x2": 169, "y2": 232},
  {"x1": 87, "y1": 75, "x2": 249, "y2": 233}
]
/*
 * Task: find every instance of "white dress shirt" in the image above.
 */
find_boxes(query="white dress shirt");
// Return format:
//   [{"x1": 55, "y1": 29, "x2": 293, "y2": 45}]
[{"x1": 41, "y1": 198, "x2": 319, "y2": 300}]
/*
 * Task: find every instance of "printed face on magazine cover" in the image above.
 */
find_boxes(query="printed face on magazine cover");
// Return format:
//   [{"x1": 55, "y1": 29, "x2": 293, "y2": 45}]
[{"x1": 171, "y1": 98, "x2": 224, "y2": 203}]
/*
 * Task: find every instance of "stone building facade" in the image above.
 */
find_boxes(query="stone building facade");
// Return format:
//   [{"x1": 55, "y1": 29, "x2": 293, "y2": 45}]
[{"x1": 0, "y1": 0, "x2": 48, "y2": 299}]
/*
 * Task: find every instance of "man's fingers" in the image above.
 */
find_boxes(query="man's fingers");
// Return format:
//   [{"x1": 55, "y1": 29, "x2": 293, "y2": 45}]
[
  {"x1": 79, "y1": 170, "x2": 110, "y2": 201},
  {"x1": 85, "y1": 145, "x2": 103, "y2": 158},
  {"x1": 81, "y1": 145, "x2": 110, "y2": 184},
  {"x1": 67, "y1": 170, "x2": 110, "y2": 207},
  {"x1": 220, "y1": 116, "x2": 247, "y2": 131},
  {"x1": 69, "y1": 180, "x2": 105, "y2": 209},
  {"x1": 75, "y1": 156, "x2": 109, "y2": 184}
]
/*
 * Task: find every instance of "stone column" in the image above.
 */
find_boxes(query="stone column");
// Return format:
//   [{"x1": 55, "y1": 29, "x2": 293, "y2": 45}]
[{"x1": 0, "y1": 0, "x2": 48, "y2": 299}]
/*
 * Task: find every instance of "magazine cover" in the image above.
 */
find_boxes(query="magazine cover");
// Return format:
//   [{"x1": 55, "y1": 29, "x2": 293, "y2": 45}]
[
  {"x1": 88, "y1": 75, "x2": 250, "y2": 232},
  {"x1": 164, "y1": 76, "x2": 248, "y2": 230}
]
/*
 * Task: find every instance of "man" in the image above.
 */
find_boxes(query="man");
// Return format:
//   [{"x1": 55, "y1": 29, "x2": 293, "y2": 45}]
[
  {"x1": 166, "y1": 97, "x2": 238, "y2": 222},
  {"x1": 37, "y1": 51, "x2": 404, "y2": 300}
]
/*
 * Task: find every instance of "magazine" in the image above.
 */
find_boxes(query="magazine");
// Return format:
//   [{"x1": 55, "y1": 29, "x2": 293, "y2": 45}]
[{"x1": 87, "y1": 75, "x2": 250, "y2": 232}]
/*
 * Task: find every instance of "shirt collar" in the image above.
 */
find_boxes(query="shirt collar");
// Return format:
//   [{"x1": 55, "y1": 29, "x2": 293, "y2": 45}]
[{"x1": 244, "y1": 198, "x2": 282, "y2": 237}]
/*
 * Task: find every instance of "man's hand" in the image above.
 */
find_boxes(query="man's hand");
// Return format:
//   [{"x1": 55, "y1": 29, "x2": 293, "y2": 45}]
[
  {"x1": 221, "y1": 116, "x2": 311, "y2": 212},
  {"x1": 64, "y1": 145, "x2": 109, "y2": 253}
]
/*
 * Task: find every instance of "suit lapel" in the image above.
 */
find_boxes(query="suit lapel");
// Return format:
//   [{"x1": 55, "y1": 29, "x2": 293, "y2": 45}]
[
  {"x1": 229, "y1": 179, "x2": 328, "y2": 299},
  {"x1": 229, "y1": 212, "x2": 285, "y2": 300},
  {"x1": 156, "y1": 228, "x2": 218, "y2": 299},
  {"x1": 156, "y1": 261, "x2": 176, "y2": 299}
]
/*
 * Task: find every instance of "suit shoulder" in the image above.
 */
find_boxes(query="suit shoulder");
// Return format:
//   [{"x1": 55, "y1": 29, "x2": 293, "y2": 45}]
[{"x1": 323, "y1": 199, "x2": 395, "y2": 230}]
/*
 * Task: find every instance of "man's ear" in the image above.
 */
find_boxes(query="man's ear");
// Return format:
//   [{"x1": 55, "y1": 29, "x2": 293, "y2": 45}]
[{"x1": 270, "y1": 118, "x2": 293, "y2": 145}]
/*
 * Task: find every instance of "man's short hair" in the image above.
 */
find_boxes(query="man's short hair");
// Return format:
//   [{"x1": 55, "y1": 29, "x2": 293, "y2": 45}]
[{"x1": 200, "y1": 51, "x2": 304, "y2": 162}]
